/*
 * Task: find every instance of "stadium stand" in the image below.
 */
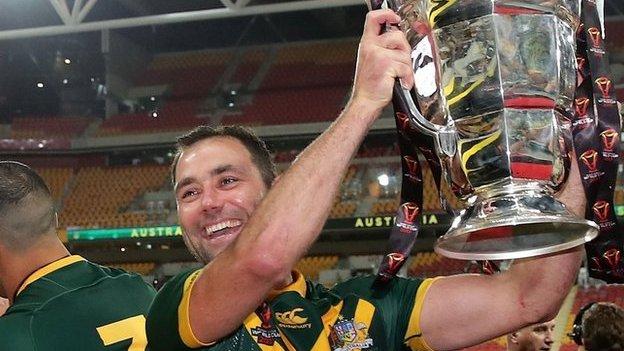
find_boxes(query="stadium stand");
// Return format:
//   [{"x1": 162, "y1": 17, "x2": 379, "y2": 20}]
[
  {"x1": 59, "y1": 165, "x2": 169, "y2": 228},
  {"x1": 10, "y1": 116, "x2": 93, "y2": 139}
]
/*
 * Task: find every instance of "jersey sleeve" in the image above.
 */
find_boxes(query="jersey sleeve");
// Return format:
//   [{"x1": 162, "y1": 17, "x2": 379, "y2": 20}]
[
  {"x1": 402, "y1": 277, "x2": 440, "y2": 351},
  {"x1": 147, "y1": 269, "x2": 251, "y2": 351},
  {"x1": 147, "y1": 269, "x2": 204, "y2": 351},
  {"x1": 331, "y1": 275, "x2": 439, "y2": 351},
  {"x1": 0, "y1": 314, "x2": 35, "y2": 351}
]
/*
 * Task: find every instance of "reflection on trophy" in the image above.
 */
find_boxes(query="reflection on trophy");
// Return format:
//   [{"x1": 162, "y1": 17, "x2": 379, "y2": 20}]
[{"x1": 380, "y1": 0, "x2": 599, "y2": 259}]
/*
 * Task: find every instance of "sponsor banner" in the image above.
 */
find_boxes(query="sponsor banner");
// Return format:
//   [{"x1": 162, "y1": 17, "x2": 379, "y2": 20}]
[{"x1": 67, "y1": 215, "x2": 451, "y2": 241}]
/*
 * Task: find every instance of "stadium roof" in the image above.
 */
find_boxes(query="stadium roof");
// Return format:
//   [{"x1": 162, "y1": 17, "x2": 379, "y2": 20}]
[{"x1": 0, "y1": 0, "x2": 365, "y2": 40}]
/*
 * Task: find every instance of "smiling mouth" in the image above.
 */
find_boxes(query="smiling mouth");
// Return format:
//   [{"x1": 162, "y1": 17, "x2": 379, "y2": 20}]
[{"x1": 205, "y1": 219, "x2": 242, "y2": 238}]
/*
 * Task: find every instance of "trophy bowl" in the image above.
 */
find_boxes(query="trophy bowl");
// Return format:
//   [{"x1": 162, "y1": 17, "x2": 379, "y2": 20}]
[{"x1": 378, "y1": 0, "x2": 599, "y2": 260}]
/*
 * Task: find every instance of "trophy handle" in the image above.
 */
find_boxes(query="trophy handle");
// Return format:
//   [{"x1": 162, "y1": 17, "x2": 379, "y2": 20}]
[
  {"x1": 366, "y1": 0, "x2": 456, "y2": 157},
  {"x1": 395, "y1": 81, "x2": 456, "y2": 157}
]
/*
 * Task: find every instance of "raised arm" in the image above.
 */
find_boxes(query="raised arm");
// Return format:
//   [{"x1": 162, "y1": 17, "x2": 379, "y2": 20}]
[
  {"x1": 188, "y1": 9, "x2": 414, "y2": 344},
  {"x1": 419, "y1": 157, "x2": 585, "y2": 350}
]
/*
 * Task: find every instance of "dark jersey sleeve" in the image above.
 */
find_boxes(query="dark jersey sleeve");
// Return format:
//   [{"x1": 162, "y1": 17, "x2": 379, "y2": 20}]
[
  {"x1": 147, "y1": 269, "x2": 201, "y2": 351},
  {"x1": 332, "y1": 275, "x2": 437, "y2": 350},
  {"x1": 0, "y1": 313, "x2": 35, "y2": 351}
]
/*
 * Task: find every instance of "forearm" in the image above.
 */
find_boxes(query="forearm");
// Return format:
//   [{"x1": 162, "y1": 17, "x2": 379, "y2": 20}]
[{"x1": 232, "y1": 99, "x2": 380, "y2": 277}]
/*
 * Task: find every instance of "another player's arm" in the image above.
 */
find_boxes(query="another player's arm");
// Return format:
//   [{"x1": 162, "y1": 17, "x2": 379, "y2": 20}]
[
  {"x1": 187, "y1": 9, "x2": 414, "y2": 345},
  {"x1": 417, "y1": 157, "x2": 585, "y2": 350}
]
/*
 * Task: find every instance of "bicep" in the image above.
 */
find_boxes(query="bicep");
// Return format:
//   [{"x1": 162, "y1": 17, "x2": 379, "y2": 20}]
[{"x1": 418, "y1": 273, "x2": 525, "y2": 350}]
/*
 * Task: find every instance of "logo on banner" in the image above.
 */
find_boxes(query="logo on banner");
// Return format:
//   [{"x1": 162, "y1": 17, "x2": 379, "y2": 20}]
[
  {"x1": 588, "y1": 27, "x2": 606, "y2": 56},
  {"x1": 588, "y1": 27, "x2": 602, "y2": 46},
  {"x1": 595, "y1": 77, "x2": 616, "y2": 104},
  {"x1": 403, "y1": 155, "x2": 421, "y2": 182},
  {"x1": 580, "y1": 149, "x2": 599, "y2": 172},
  {"x1": 330, "y1": 317, "x2": 374, "y2": 351},
  {"x1": 603, "y1": 248, "x2": 622, "y2": 271},
  {"x1": 575, "y1": 97, "x2": 590, "y2": 117},
  {"x1": 593, "y1": 200, "x2": 611, "y2": 223},
  {"x1": 580, "y1": 150, "x2": 604, "y2": 181},
  {"x1": 386, "y1": 253, "x2": 406, "y2": 274},
  {"x1": 600, "y1": 129, "x2": 619, "y2": 160},
  {"x1": 397, "y1": 202, "x2": 420, "y2": 233},
  {"x1": 573, "y1": 97, "x2": 593, "y2": 129}
]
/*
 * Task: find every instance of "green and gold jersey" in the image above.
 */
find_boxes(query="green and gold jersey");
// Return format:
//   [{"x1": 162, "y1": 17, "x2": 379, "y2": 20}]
[
  {"x1": 147, "y1": 269, "x2": 437, "y2": 351},
  {"x1": 0, "y1": 255, "x2": 156, "y2": 351}
]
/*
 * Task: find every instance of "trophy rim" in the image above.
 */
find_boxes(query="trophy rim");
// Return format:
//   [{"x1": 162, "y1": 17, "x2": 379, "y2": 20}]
[
  {"x1": 434, "y1": 190, "x2": 600, "y2": 260},
  {"x1": 434, "y1": 221, "x2": 597, "y2": 260}
]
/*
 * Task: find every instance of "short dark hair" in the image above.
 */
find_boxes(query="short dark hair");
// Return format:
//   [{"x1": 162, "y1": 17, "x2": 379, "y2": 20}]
[
  {"x1": 583, "y1": 302, "x2": 624, "y2": 351},
  {"x1": 0, "y1": 161, "x2": 56, "y2": 250},
  {"x1": 171, "y1": 125, "x2": 277, "y2": 188}
]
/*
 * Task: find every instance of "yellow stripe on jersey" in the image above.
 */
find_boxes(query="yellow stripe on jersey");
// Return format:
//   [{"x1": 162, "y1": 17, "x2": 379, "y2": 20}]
[
  {"x1": 354, "y1": 299, "x2": 376, "y2": 332},
  {"x1": 405, "y1": 277, "x2": 441, "y2": 351},
  {"x1": 301, "y1": 301, "x2": 345, "y2": 351},
  {"x1": 178, "y1": 269, "x2": 215, "y2": 348},
  {"x1": 17, "y1": 255, "x2": 85, "y2": 296},
  {"x1": 321, "y1": 301, "x2": 344, "y2": 338},
  {"x1": 242, "y1": 313, "x2": 286, "y2": 351}
]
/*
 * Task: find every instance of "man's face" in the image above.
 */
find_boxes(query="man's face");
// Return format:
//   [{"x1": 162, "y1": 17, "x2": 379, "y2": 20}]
[
  {"x1": 514, "y1": 320, "x2": 556, "y2": 351},
  {"x1": 174, "y1": 137, "x2": 267, "y2": 263}
]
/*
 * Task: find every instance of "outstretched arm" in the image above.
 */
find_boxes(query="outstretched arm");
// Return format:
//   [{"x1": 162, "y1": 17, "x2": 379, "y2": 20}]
[
  {"x1": 419, "y1": 158, "x2": 585, "y2": 350},
  {"x1": 188, "y1": 9, "x2": 414, "y2": 344}
]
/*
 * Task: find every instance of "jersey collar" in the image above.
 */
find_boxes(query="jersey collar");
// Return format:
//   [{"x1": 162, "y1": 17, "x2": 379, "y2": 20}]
[
  {"x1": 267, "y1": 270, "x2": 307, "y2": 300},
  {"x1": 16, "y1": 255, "x2": 85, "y2": 297}
]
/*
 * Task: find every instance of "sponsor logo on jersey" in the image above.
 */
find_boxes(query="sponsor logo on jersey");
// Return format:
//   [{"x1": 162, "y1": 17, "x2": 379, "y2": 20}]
[
  {"x1": 275, "y1": 308, "x2": 312, "y2": 329},
  {"x1": 330, "y1": 317, "x2": 374, "y2": 351}
]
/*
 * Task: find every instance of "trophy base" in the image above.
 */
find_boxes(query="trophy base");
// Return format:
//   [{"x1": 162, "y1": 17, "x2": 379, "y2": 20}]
[{"x1": 434, "y1": 190, "x2": 599, "y2": 260}]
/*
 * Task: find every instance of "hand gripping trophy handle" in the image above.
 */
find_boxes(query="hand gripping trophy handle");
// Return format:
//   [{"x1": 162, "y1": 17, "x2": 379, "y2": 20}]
[{"x1": 367, "y1": 0, "x2": 598, "y2": 260}]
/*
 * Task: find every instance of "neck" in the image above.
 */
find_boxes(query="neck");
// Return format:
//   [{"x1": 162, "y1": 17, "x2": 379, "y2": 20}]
[{"x1": 0, "y1": 237, "x2": 70, "y2": 303}]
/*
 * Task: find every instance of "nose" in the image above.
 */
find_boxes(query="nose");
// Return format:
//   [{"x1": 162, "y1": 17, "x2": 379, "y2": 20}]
[
  {"x1": 200, "y1": 186, "x2": 224, "y2": 213},
  {"x1": 544, "y1": 331, "x2": 553, "y2": 345}
]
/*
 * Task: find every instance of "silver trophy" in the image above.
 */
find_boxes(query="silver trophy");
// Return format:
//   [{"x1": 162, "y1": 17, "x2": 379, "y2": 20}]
[{"x1": 371, "y1": 0, "x2": 599, "y2": 260}]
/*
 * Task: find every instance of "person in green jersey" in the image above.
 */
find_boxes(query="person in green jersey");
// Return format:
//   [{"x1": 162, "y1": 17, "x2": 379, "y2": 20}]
[
  {"x1": 147, "y1": 9, "x2": 585, "y2": 351},
  {"x1": 0, "y1": 161, "x2": 156, "y2": 351}
]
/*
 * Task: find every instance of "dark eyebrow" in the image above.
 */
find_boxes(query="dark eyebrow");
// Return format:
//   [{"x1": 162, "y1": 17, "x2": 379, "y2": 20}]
[
  {"x1": 174, "y1": 164, "x2": 238, "y2": 193},
  {"x1": 174, "y1": 177, "x2": 196, "y2": 194}
]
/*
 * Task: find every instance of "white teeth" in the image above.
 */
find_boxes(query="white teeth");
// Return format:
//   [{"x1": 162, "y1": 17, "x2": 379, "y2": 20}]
[{"x1": 205, "y1": 220, "x2": 242, "y2": 235}]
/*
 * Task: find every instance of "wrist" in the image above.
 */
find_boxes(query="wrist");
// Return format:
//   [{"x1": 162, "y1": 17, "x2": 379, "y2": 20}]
[{"x1": 344, "y1": 96, "x2": 384, "y2": 127}]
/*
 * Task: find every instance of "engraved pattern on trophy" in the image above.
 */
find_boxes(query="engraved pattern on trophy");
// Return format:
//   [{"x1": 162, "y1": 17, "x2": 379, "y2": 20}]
[{"x1": 385, "y1": 0, "x2": 598, "y2": 260}]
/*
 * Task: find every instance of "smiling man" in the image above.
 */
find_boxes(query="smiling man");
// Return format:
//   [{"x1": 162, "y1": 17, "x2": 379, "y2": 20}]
[{"x1": 146, "y1": 9, "x2": 585, "y2": 351}]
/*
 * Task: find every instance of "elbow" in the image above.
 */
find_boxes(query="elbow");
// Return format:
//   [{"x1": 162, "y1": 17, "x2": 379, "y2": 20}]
[
  {"x1": 516, "y1": 285, "x2": 569, "y2": 325},
  {"x1": 236, "y1": 249, "x2": 292, "y2": 286}
]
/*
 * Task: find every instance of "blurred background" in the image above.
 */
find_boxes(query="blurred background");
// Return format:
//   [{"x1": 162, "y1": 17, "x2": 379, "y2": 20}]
[{"x1": 0, "y1": 1, "x2": 623, "y2": 349}]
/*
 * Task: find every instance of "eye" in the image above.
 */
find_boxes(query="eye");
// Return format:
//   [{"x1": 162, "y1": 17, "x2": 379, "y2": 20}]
[
  {"x1": 181, "y1": 189, "x2": 198, "y2": 199},
  {"x1": 220, "y1": 176, "x2": 238, "y2": 186}
]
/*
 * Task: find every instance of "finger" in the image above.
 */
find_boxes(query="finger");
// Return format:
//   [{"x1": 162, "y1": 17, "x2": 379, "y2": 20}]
[
  {"x1": 395, "y1": 61, "x2": 415, "y2": 90},
  {"x1": 378, "y1": 30, "x2": 412, "y2": 53},
  {"x1": 382, "y1": 49, "x2": 413, "y2": 70},
  {"x1": 363, "y1": 9, "x2": 401, "y2": 38}
]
